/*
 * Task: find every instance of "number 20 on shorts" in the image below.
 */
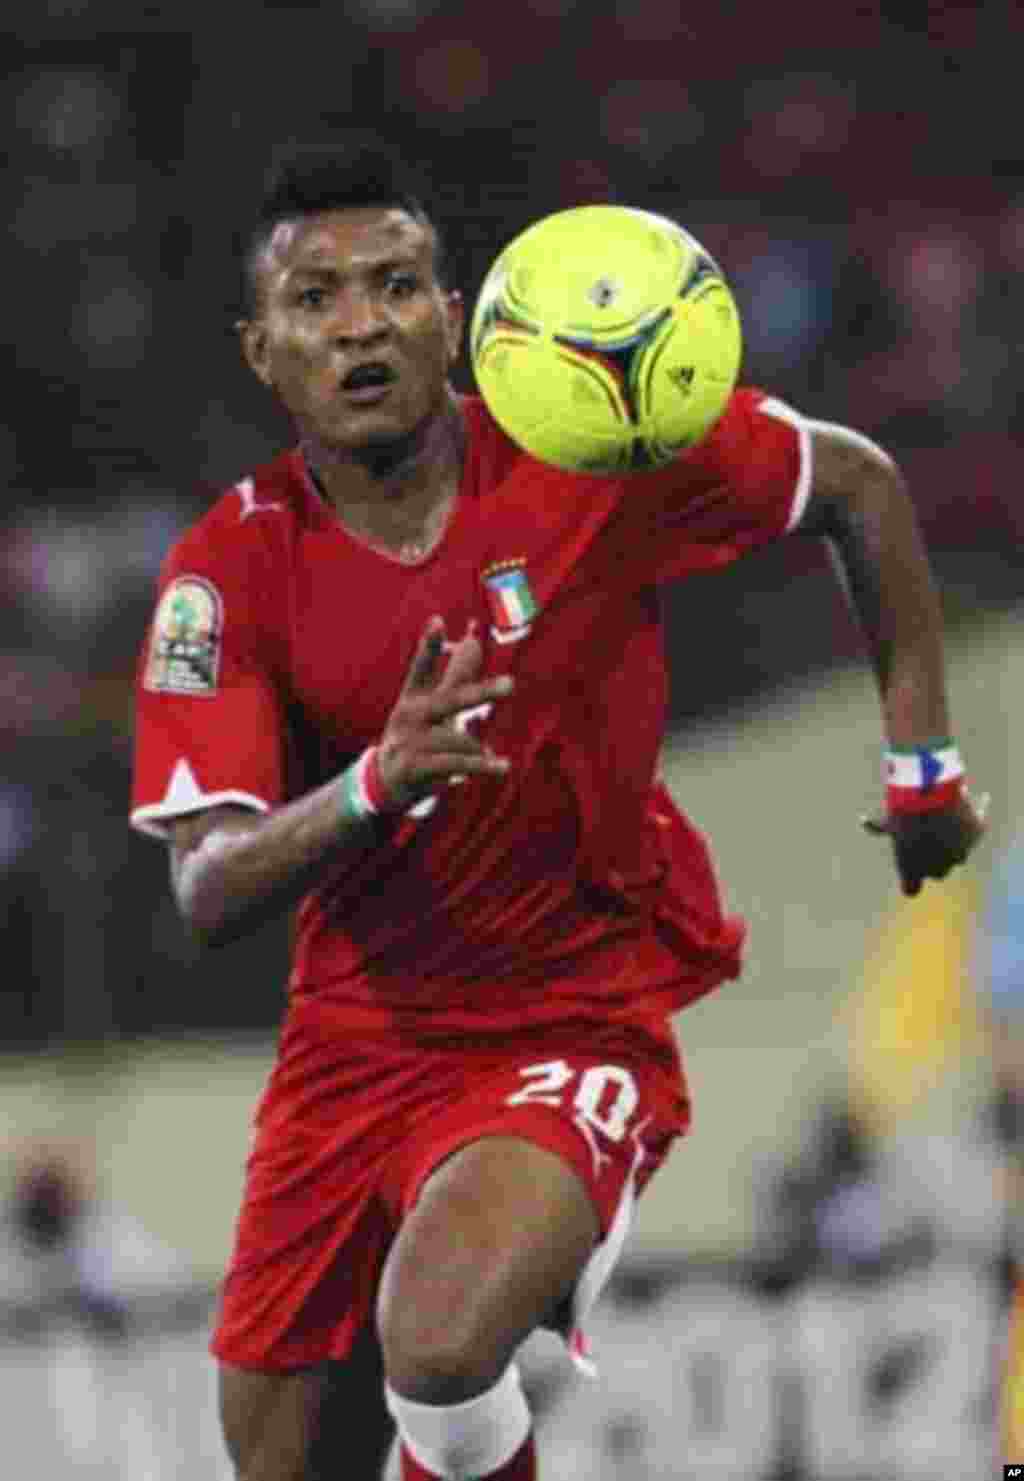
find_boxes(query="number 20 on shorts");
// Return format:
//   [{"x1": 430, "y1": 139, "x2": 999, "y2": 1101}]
[{"x1": 507, "y1": 1060, "x2": 640, "y2": 1142}]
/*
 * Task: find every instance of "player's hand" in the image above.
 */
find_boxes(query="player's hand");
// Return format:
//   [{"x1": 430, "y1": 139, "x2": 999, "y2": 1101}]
[
  {"x1": 374, "y1": 617, "x2": 513, "y2": 811},
  {"x1": 861, "y1": 788, "x2": 990, "y2": 896}
]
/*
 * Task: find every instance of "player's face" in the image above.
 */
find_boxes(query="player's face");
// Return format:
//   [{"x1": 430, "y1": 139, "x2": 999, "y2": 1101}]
[{"x1": 241, "y1": 208, "x2": 463, "y2": 454}]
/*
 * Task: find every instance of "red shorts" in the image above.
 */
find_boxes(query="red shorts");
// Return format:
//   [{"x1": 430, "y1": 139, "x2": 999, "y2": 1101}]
[{"x1": 211, "y1": 1009, "x2": 690, "y2": 1372}]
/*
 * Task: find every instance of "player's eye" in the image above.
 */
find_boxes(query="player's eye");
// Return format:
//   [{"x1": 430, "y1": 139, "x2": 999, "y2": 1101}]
[
  {"x1": 296, "y1": 285, "x2": 329, "y2": 310},
  {"x1": 385, "y1": 272, "x2": 420, "y2": 300}
]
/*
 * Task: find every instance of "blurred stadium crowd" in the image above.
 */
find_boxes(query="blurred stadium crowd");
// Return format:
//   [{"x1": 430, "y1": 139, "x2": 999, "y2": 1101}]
[{"x1": 3, "y1": 0, "x2": 1023, "y2": 1042}]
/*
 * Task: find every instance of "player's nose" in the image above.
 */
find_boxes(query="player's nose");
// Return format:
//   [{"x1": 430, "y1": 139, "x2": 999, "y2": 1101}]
[{"x1": 328, "y1": 285, "x2": 390, "y2": 345}]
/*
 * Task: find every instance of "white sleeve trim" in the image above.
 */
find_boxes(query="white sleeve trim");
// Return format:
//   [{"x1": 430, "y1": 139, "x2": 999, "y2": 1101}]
[
  {"x1": 130, "y1": 758, "x2": 270, "y2": 840},
  {"x1": 758, "y1": 396, "x2": 813, "y2": 532}
]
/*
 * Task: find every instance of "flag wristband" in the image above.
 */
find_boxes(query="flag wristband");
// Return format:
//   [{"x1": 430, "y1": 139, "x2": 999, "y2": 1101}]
[
  {"x1": 339, "y1": 746, "x2": 388, "y2": 824},
  {"x1": 884, "y1": 742, "x2": 966, "y2": 816}
]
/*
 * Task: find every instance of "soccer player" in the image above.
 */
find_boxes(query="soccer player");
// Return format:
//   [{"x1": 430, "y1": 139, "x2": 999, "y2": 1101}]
[{"x1": 130, "y1": 136, "x2": 986, "y2": 1481}]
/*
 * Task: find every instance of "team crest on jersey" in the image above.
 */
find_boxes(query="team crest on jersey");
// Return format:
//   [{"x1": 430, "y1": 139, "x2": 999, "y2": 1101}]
[
  {"x1": 482, "y1": 559, "x2": 537, "y2": 644},
  {"x1": 144, "y1": 576, "x2": 223, "y2": 695}
]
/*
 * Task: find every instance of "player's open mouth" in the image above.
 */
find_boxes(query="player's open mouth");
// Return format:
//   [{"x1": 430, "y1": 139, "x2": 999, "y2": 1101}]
[{"x1": 340, "y1": 363, "x2": 398, "y2": 403}]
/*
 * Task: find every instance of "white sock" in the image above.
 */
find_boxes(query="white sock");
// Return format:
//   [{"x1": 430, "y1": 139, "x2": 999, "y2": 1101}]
[{"x1": 384, "y1": 1364, "x2": 531, "y2": 1479}]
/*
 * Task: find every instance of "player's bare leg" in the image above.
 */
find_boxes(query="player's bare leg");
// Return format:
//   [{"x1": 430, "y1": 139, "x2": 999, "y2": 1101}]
[
  {"x1": 377, "y1": 1135, "x2": 600, "y2": 1479},
  {"x1": 218, "y1": 1363, "x2": 325, "y2": 1481}
]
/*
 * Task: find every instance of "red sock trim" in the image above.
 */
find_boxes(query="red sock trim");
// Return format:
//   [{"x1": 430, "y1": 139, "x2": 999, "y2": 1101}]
[{"x1": 400, "y1": 1431, "x2": 536, "y2": 1480}]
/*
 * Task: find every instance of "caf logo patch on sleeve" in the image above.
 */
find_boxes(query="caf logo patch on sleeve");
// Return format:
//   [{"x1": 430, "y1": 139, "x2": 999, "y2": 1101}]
[{"x1": 144, "y1": 576, "x2": 223, "y2": 695}]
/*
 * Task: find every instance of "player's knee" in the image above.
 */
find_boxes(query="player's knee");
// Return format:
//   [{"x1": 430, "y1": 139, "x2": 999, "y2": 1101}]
[
  {"x1": 382, "y1": 1340, "x2": 505, "y2": 1405},
  {"x1": 377, "y1": 1294, "x2": 506, "y2": 1403}
]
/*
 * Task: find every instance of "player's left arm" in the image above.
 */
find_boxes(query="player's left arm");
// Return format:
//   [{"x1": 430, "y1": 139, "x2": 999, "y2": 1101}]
[{"x1": 794, "y1": 420, "x2": 988, "y2": 895}]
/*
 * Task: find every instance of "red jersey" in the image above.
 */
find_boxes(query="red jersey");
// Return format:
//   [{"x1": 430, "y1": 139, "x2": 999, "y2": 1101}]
[{"x1": 131, "y1": 389, "x2": 809, "y2": 1039}]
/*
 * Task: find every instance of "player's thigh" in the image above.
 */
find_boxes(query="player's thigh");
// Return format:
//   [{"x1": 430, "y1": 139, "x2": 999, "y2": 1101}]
[
  {"x1": 218, "y1": 1360, "x2": 325, "y2": 1481},
  {"x1": 377, "y1": 1134, "x2": 599, "y2": 1385}
]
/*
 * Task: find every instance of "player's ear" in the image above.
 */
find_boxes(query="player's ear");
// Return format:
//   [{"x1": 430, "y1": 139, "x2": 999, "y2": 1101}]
[
  {"x1": 444, "y1": 290, "x2": 464, "y2": 367},
  {"x1": 237, "y1": 318, "x2": 273, "y2": 387}
]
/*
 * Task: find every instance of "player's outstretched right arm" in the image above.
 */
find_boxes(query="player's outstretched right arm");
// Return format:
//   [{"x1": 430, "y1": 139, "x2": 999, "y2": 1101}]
[{"x1": 170, "y1": 618, "x2": 512, "y2": 949}]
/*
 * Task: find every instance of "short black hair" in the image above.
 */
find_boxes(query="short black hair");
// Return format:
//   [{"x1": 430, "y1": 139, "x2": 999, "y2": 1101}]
[{"x1": 240, "y1": 132, "x2": 446, "y2": 315}]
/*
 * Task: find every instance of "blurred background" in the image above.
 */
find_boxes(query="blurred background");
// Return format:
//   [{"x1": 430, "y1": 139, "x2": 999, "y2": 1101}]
[{"x1": 1, "y1": 0, "x2": 1022, "y2": 1475}]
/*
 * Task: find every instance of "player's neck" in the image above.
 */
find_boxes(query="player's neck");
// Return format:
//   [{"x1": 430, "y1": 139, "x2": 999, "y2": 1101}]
[{"x1": 301, "y1": 391, "x2": 464, "y2": 558}]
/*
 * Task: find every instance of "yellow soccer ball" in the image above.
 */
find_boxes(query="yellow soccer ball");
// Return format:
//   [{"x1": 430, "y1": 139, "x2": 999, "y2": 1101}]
[{"x1": 470, "y1": 204, "x2": 742, "y2": 474}]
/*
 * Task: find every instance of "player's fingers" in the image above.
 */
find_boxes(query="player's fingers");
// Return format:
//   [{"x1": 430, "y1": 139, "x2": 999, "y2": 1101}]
[
  {"x1": 437, "y1": 621, "x2": 485, "y2": 690},
  {"x1": 416, "y1": 749, "x2": 510, "y2": 781},
  {"x1": 402, "y1": 618, "x2": 446, "y2": 692},
  {"x1": 427, "y1": 674, "x2": 514, "y2": 723},
  {"x1": 971, "y1": 790, "x2": 992, "y2": 826},
  {"x1": 861, "y1": 812, "x2": 891, "y2": 836},
  {"x1": 420, "y1": 729, "x2": 492, "y2": 761}
]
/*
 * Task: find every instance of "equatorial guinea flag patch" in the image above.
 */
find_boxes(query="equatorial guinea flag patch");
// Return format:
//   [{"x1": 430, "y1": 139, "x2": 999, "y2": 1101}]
[
  {"x1": 482, "y1": 559, "x2": 537, "y2": 644},
  {"x1": 144, "y1": 576, "x2": 223, "y2": 695}
]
